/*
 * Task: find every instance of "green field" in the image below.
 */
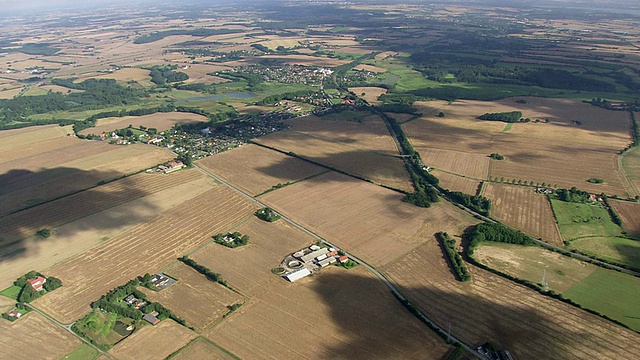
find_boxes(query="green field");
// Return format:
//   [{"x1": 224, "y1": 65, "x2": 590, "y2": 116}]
[
  {"x1": 550, "y1": 199, "x2": 623, "y2": 241},
  {"x1": 75, "y1": 311, "x2": 126, "y2": 348},
  {"x1": 61, "y1": 344, "x2": 99, "y2": 360},
  {"x1": 564, "y1": 268, "x2": 640, "y2": 332},
  {"x1": 0, "y1": 285, "x2": 22, "y2": 300},
  {"x1": 569, "y1": 236, "x2": 640, "y2": 269},
  {"x1": 369, "y1": 59, "x2": 438, "y2": 92}
]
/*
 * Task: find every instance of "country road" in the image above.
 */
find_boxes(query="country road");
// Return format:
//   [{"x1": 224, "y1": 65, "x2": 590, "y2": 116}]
[{"x1": 193, "y1": 162, "x2": 488, "y2": 360}]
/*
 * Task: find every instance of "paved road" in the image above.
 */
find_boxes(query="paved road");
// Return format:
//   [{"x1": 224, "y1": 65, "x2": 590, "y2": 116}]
[
  {"x1": 194, "y1": 163, "x2": 488, "y2": 359},
  {"x1": 23, "y1": 303, "x2": 116, "y2": 360}
]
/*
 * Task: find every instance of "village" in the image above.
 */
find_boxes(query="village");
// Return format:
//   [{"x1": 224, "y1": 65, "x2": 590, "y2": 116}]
[{"x1": 224, "y1": 64, "x2": 334, "y2": 86}]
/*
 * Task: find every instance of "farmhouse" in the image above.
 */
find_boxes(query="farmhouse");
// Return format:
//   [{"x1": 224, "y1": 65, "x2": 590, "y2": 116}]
[
  {"x1": 7, "y1": 310, "x2": 21, "y2": 318},
  {"x1": 298, "y1": 248, "x2": 330, "y2": 263},
  {"x1": 150, "y1": 273, "x2": 176, "y2": 290},
  {"x1": 162, "y1": 160, "x2": 185, "y2": 174},
  {"x1": 27, "y1": 276, "x2": 46, "y2": 291},
  {"x1": 143, "y1": 313, "x2": 160, "y2": 325},
  {"x1": 284, "y1": 268, "x2": 311, "y2": 282}
]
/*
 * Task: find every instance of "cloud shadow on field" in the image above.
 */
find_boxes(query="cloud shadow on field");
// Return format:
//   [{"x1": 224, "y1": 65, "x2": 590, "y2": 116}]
[
  {"x1": 0, "y1": 167, "x2": 158, "y2": 264},
  {"x1": 308, "y1": 270, "x2": 606, "y2": 360}
]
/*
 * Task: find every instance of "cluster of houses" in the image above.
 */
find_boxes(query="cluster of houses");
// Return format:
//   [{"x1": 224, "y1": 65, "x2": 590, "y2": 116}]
[
  {"x1": 224, "y1": 65, "x2": 333, "y2": 86},
  {"x1": 124, "y1": 295, "x2": 146, "y2": 310},
  {"x1": 157, "y1": 160, "x2": 185, "y2": 174},
  {"x1": 283, "y1": 244, "x2": 350, "y2": 282}
]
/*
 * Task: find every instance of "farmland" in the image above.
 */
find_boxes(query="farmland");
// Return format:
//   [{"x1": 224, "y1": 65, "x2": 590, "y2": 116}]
[
  {"x1": 78, "y1": 112, "x2": 208, "y2": 136},
  {"x1": 382, "y1": 240, "x2": 640, "y2": 359},
  {"x1": 420, "y1": 148, "x2": 490, "y2": 179},
  {"x1": 33, "y1": 184, "x2": 257, "y2": 323},
  {"x1": 261, "y1": 171, "x2": 478, "y2": 267},
  {"x1": 191, "y1": 218, "x2": 450, "y2": 359},
  {"x1": 255, "y1": 129, "x2": 412, "y2": 192},
  {"x1": 567, "y1": 237, "x2": 640, "y2": 270},
  {"x1": 403, "y1": 98, "x2": 634, "y2": 196},
  {"x1": 430, "y1": 170, "x2": 480, "y2": 195},
  {"x1": 140, "y1": 263, "x2": 245, "y2": 332},
  {"x1": 0, "y1": 169, "x2": 213, "y2": 287},
  {"x1": 171, "y1": 337, "x2": 237, "y2": 360},
  {"x1": 481, "y1": 183, "x2": 564, "y2": 245},
  {"x1": 109, "y1": 320, "x2": 197, "y2": 360},
  {"x1": 610, "y1": 199, "x2": 640, "y2": 237},
  {"x1": 0, "y1": 125, "x2": 173, "y2": 215},
  {"x1": 197, "y1": 144, "x2": 326, "y2": 196},
  {"x1": 474, "y1": 242, "x2": 640, "y2": 331},
  {"x1": 0, "y1": 312, "x2": 80, "y2": 360}
]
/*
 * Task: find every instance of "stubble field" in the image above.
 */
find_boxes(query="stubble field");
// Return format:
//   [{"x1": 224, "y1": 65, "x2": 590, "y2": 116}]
[
  {"x1": 260, "y1": 171, "x2": 478, "y2": 267},
  {"x1": 430, "y1": 170, "x2": 480, "y2": 195},
  {"x1": 197, "y1": 144, "x2": 326, "y2": 196},
  {"x1": 0, "y1": 169, "x2": 213, "y2": 287},
  {"x1": 0, "y1": 312, "x2": 80, "y2": 360},
  {"x1": 610, "y1": 200, "x2": 640, "y2": 237},
  {"x1": 191, "y1": 218, "x2": 450, "y2": 359},
  {"x1": 109, "y1": 320, "x2": 197, "y2": 360},
  {"x1": 171, "y1": 337, "x2": 236, "y2": 360},
  {"x1": 34, "y1": 185, "x2": 257, "y2": 323},
  {"x1": 382, "y1": 240, "x2": 640, "y2": 359},
  {"x1": 78, "y1": 112, "x2": 208, "y2": 136},
  {"x1": 404, "y1": 98, "x2": 634, "y2": 196},
  {"x1": 481, "y1": 183, "x2": 564, "y2": 245},
  {"x1": 140, "y1": 263, "x2": 245, "y2": 332}
]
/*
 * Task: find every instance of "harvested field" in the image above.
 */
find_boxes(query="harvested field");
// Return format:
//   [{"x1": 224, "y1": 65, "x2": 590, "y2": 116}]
[
  {"x1": 382, "y1": 240, "x2": 640, "y2": 359},
  {"x1": 197, "y1": 144, "x2": 326, "y2": 196},
  {"x1": 0, "y1": 312, "x2": 80, "y2": 360},
  {"x1": 286, "y1": 112, "x2": 399, "y2": 154},
  {"x1": 421, "y1": 148, "x2": 490, "y2": 179},
  {"x1": 140, "y1": 263, "x2": 244, "y2": 332},
  {"x1": 254, "y1": 54, "x2": 349, "y2": 67},
  {"x1": 192, "y1": 218, "x2": 450, "y2": 359},
  {"x1": 172, "y1": 337, "x2": 236, "y2": 360},
  {"x1": 481, "y1": 183, "x2": 564, "y2": 245},
  {"x1": 260, "y1": 171, "x2": 478, "y2": 267},
  {"x1": 78, "y1": 112, "x2": 208, "y2": 135},
  {"x1": 348, "y1": 86, "x2": 387, "y2": 105},
  {"x1": 0, "y1": 142, "x2": 173, "y2": 216},
  {"x1": 109, "y1": 320, "x2": 197, "y2": 360},
  {"x1": 353, "y1": 64, "x2": 387, "y2": 73},
  {"x1": 34, "y1": 185, "x2": 258, "y2": 323},
  {"x1": 413, "y1": 100, "x2": 450, "y2": 117},
  {"x1": 0, "y1": 169, "x2": 213, "y2": 288},
  {"x1": 621, "y1": 145, "x2": 640, "y2": 195},
  {"x1": 474, "y1": 242, "x2": 595, "y2": 293},
  {"x1": 610, "y1": 200, "x2": 640, "y2": 237},
  {"x1": 404, "y1": 98, "x2": 634, "y2": 196},
  {"x1": 431, "y1": 170, "x2": 479, "y2": 195},
  {"x1": 91, "y1": 68, "x2": 152, "y2": 86},
  {"x1": 256, "y1": 119, "x2": 412, "y2": 191}
]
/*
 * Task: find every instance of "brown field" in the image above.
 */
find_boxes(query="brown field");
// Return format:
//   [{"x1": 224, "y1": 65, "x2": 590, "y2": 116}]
[
  {"x1": 610, "y1": 200, "x2": 640, "y2": 237},
  {"x1": 384, "y1": 112, "x2": 414, "y2": 122},
  {"x1": 621, "y1": 145, "x2": 640, "y2": 195},
  {"x1": 382, "y1": 240, "x2": 640, "y2": 359},
  {"x1": 0, "y1": 169, "x2": 213, "y2": 287},
  {"x1": 256, "y1": 112, "x2": 412, "y2": 191},
  {"x1": 413, "y1": 100, "x2": 450, "y2": 117},
  {"x1": 404, "y1": 98, "x2": 634, "y2": 196},
  {"x1": 34, "y1": 185, "x2": 258, "y2": 323},
  {"x1": 353, "y1": 64, "x2": 387, "y2": 73},
  {"x1": 348, "y1": 86, "x2": 387, "y2": 105},
  {"x1": 78, "y1": 112, "x2": 208, "y2": 135},
  {"x1": 0, "y1": 141, "x2": 173, "y2": 216},
  {"x1": 431, "y1": 170, "x2": 479, "y2": 195},
  {"x1": 0, "y1": 312, "x2": 80, "y2": 359},
  {"x1": 481, "y1": 183, "x2": 563, "y2": 245},
  {"x1": 88, "y1": 68, "x2": 153, "y2": 86},
  {"x1": 197, "y1": 144, "x2": 326, "y2": 196},
  {"x1": 140, "y1": 263, "x2": 245, "y2": 332},
  {"x1": 109, "y1": 320, "x2": 197, "y2": 360},
  {"x1": 421, "y1": 148, "x2": 491, "y2": 179},
  {"x1": 252, "y1": 54, "x2": 349, "y2": 67},
  {"x1": 260, "y1": 171, "x2": 478, "y2": 267},
  {"x1": 172, "y1": 337, "x2": 236, "y2": 360},
  {"x1": 192, "y1": 218, "x2": 450, "y2": 359},
  {"x1": 374, "y1": 51, "x2": 397, "y2": 59},
  {"x1": 38, "y1": 85, "x2": 84, "y2": 94},
  {"x1": 258, "y1": 38, "x2": 301, "y2": 50}
]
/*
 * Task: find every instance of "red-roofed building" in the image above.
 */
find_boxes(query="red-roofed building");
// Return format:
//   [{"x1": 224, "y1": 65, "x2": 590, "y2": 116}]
[
  {"x1": 27, "y1": 276, "x2": 46, "y2": 291},
  {"x1": 338, "y1": 256, "x2": 349, "y2": 263}
]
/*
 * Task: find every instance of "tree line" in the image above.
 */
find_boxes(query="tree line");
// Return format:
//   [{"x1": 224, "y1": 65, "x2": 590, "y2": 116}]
[
  {"x1": 436, "y1": 232, "x2": 471, "y2": 282},
  {"x1": 178, "y1": 256, "x2": 231, "y2": 289},
  {"x1": 465, "y1": 222, "x2": 533, "y2": 256}
]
